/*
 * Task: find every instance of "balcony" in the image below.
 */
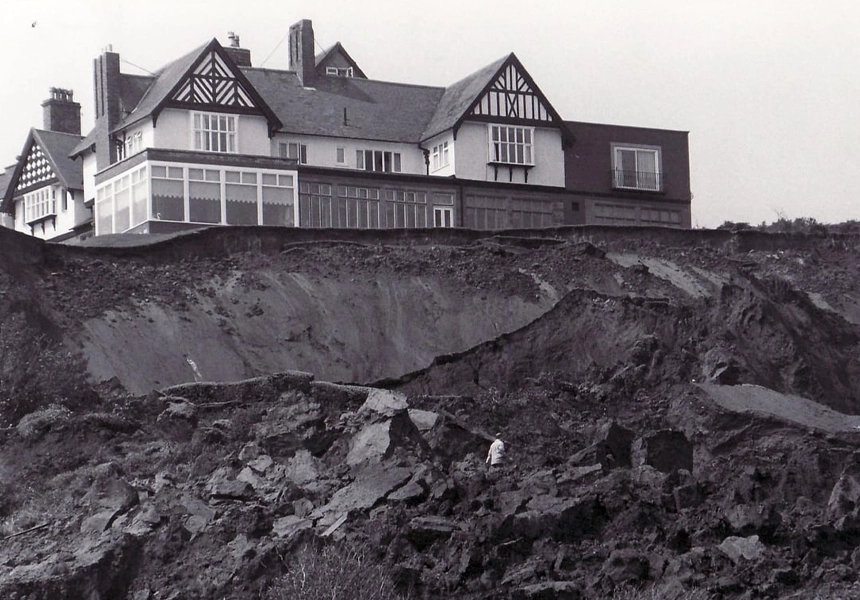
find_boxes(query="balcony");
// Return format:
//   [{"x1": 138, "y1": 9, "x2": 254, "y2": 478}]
[{"x1": 611, "y1": 169, "x2": 663, "y2": 193}]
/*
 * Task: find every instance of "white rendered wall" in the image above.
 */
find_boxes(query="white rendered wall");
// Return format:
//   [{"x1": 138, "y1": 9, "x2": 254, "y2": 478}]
[
  {"x1": 12, "y1": 184, "x2": 82, "y2": 240},
  {"x1": 82, "y1": 151, "x2": 98, "y2": 204},
  {"x1": 155, "y1": 109, "x2": 271, "y2": 156},
  {"x1": 424, "y1": 131, "x2": 456, "y2": 178},
  {"x1": 270, "y1": 133, "x2": 426, "y2": 174},
  {"x1": 454, "y1": 122, "x2": 564, "y2": 187}
]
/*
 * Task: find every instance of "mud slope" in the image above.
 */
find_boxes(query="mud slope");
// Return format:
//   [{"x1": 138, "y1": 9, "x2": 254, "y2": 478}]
[
  {"x1": 1, "y1": 227, "x2": 578, "y2": 397},
  {"x1": 391, "y1": 242, "x2": 860, "y2": 415}
]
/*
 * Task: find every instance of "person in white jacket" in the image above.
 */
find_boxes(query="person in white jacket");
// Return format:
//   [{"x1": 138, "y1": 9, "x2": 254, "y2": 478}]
[{"x1": 486, "y1": 434, "x2": 505, "y2": 467}]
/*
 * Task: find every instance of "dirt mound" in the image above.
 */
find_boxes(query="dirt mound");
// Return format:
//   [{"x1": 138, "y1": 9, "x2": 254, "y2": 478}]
[{"x1": 3, "y1": 226, "x2": 860, "y2": 598}]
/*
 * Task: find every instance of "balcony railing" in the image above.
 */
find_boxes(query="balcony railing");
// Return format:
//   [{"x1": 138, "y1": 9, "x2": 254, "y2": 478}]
[{"x1": 611, "y1": 169, "x2": 663, "y2": 192}]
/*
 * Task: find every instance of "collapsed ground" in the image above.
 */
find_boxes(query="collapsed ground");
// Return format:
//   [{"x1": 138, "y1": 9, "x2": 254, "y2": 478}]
[{"x1": 2, "y1": 225, "x2": 860, "y2": 599}]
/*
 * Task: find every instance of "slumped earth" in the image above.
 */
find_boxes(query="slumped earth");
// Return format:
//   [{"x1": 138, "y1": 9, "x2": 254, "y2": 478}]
[{"x1": 2, "y1": 225, "x2": 860, "y2": 599}]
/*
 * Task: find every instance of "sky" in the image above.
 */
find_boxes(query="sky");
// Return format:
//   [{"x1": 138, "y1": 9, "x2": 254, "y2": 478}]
[{"x1": 2, "y1": 0, "x2": 859, "y2": 229}]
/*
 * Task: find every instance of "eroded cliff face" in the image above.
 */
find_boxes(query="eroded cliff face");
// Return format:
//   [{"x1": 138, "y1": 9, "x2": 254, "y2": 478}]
[{"x1": 3, "y1": 225, "x2": 860, "y2": 599}]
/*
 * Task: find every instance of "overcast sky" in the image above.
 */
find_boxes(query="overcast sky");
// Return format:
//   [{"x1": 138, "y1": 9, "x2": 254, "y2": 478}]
[{"x1": 2, "y1": 0, "x2": 858, "y2": 228}]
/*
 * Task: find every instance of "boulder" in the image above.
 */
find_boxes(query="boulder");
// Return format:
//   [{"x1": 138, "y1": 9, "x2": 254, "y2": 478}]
[
  {"x1": 272, "y1": 515, "x2": 313, "y2": 538},
  {"x1": 181, "y1": 495, "x2": 216, "y2": 536},
  {"x1": 725, "y1": 502, "x2": 782, "y2": 539},
  {"x1": 284, "y1": 449, "x2": 320, "y2": 486},
  {"x1": 406, "y1": 516, "x2": 460, "y2": 550},
  {"x1": 826, "y1": 455, "x2": 860, "y2": 522},
  {"x1": 497, "y1": 495, "x2": 607, "y2": 543},
  {"x1": 408, "y1": 408, "x2": 439, "y2": 432},
  {"x1": 603, "y1": 549, "x2": 650, "y2": 585},
  {"x1": 315, "y1": 464, "x2": 412, "y2": 517},
  {"x1": 360, "y1": 388, "x2": 409, "y2": 417},
  {"x1": 253, "y1": 397, "x2": 331, "y2": 459},
  {"x1": 718, "y1": 535, "x2": 766, "y2": 564},
  {"x1": 156, "y1": 399, "x2": 198, "y2": 441},
  {"x1": 633, "y1": 430, "x2": 693, "y2": 473},
  {"x1": 205, "y1": 467, "x2": 255, "y2": 501},
  {"x1": 347, "y1": 411, "x2": 430, "y2": 467},
  {"x1": 595, "y1": 421, "x2": 635, "y2": 469}
]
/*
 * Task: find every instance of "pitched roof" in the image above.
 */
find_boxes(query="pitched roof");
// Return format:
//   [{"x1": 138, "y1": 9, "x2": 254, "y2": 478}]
[
  {"x1": 115, "y1": 40, "x2": 211, "y2": 130},
  {"x1": 68, "y1": 41, "x2": 570, "y2": 156},
  {"x1": 116, "y1": 39, "x2": 282, "y2": 133},
  {"x1": 421, "y1": 53, "x2": 573, "y2": 145},
  {"x1": 1, "y1": 128, "x2": 83, "y2": 212},
  {"x1": 243, "y1": 67, "x2": 445, "y2": 143},
  {"x1": 421, "y1": 54, "x2": 509, "y2": 142}
]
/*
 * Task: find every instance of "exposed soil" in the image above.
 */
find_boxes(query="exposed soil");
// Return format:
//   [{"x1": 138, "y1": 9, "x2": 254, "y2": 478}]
[{"x1": 2, "y1": 225, "x2": 860, "y2": 599}]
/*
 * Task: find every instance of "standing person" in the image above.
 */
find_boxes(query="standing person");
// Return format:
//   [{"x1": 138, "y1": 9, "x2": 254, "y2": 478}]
[{"x1": 486, "y1": 433, "x2": 505, "y2": 468}]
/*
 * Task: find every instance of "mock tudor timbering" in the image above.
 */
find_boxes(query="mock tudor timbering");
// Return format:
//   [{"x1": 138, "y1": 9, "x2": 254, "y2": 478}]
[{"x1": 0, "y1": 18, "x2": 691, "y2": 239}]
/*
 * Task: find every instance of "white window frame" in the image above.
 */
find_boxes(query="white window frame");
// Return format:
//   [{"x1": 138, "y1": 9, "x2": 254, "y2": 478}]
[
  {"x1": 123, "y1": 131, "x2": 143, "y2": 159},
  {"x1": 280, "y1": 142, "x2": 308, "y2": 164},
  {"x1": 432, "y1": 141, "x2": 450, "y2": 171},
  {"x1": 192, "y1": 112, "x2": 237, "y2": 153},
  {"x1": 356, "y1": 149, "x2": 402, "y2": 173},
  {"x1": 326, "y1": 66, "x2": 354, "y2": 77},
  {"x1": 23, "y1": 186, "x2": 56, "y2": 223},
  {"x1": 488, "y1": 125, "x2": 534, "y2": 166},
  {"x1": 612, "y1": 144, "x2": 662, "y2": 191},
  {"x1": 336, "y1": 146, "x2": 346, "y2": 165}
]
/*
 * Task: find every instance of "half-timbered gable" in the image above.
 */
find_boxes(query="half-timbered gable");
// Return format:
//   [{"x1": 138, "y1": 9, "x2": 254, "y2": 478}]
[
  {"x1": 15, "y1": 140, "x2": 56, "y2": 194},
  {"x1": 421, "y1": 54, "x2": 571, "y2": 187},
  {"x1": 113, "y1": 39, "x2": 281, "y2": 142},
  {"x1": 170, "y1": 50, "x2": 258, "y2": 108},
  {"x1": 1, "y1": 128, "x2": 86, "y2": 240},
  {"x1": 469, "y1": 60, "x2": 556, "y2": 124}
]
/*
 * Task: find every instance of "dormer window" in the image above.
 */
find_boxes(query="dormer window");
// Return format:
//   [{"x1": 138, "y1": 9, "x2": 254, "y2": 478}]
[{"x1": 325, "y1": 66, "x2": 354, "y2": 77}]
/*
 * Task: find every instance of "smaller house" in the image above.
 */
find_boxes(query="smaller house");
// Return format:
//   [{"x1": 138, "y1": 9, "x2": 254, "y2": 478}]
[{"x1": 0, "y1": 88, "x2": 90, "y2": 241}]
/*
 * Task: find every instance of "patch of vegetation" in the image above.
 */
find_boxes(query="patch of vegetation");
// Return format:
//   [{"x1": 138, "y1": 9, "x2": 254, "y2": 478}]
[{"x1": 266, "y1": 540, "x2": 409, "y2": 600}]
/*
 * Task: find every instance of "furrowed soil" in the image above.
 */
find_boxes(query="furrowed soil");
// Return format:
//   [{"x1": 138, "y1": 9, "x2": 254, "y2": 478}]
[{"x1": 3, "y1": 224, "x2": 860, "y2": 599}]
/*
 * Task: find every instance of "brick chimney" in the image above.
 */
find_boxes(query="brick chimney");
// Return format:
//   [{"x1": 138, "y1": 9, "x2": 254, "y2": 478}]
[
  {"x1": 223, "y1": 31, "x2": 251, "y2": 68},
  {"x1": 41, "y1": 88, "x2": 81, "y2": 135},
  {"x1": 92, "y1": 46, "x2": 122, "y2": 169},
  {"x1": 289, "y1": 19, "x2": 316, "y2": 86}
]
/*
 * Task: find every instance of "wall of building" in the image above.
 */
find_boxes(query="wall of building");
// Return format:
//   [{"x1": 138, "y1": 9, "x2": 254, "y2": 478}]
[
  {"x1": 11, "y1": 183, "x2": 83, "y2": 240},
  {"x1": 155, "y1": 109, "x2": 271, "y2": 156},
  {"x1": 269, "y1": 134, "x2": 426, "y2": 174},
  {"x1": 296, "y1": 167, "x2": 578, "y2": 231},
  {"x1": 454, "y1": 122, "x2": 564, "y2": 187},
  {"x1": 424, "y1": 132, "x2": 455, "y2": 178},
  {"x1": 564, "y1": 121, "x2": 691, "y2": 201}
]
